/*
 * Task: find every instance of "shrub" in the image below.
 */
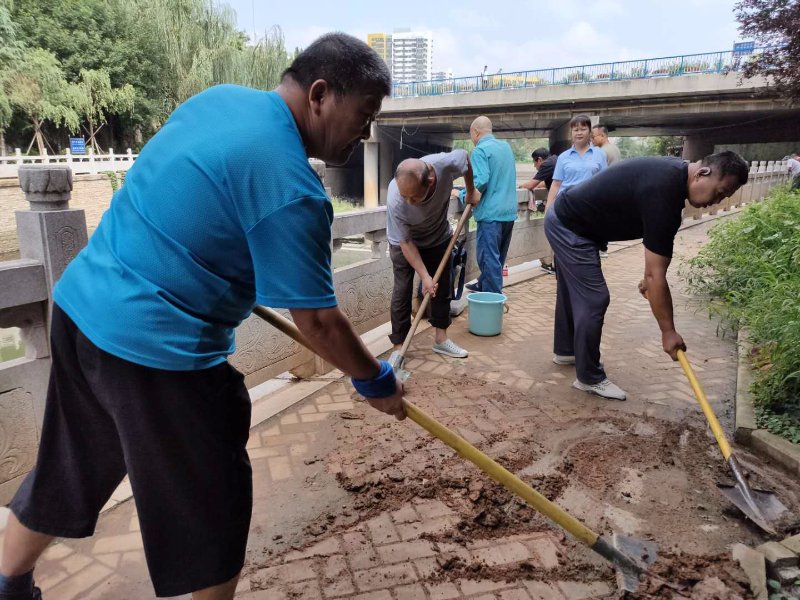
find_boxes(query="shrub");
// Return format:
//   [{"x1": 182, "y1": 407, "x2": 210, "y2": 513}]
[{"x1": 685, "y1": 186, "x2": 800, "y2": 434}]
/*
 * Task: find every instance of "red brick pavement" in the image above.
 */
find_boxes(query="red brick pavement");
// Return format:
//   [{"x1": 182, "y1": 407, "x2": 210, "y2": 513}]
[{"x1": 3, "y1": 215, "x2": 794, "y2": 599}]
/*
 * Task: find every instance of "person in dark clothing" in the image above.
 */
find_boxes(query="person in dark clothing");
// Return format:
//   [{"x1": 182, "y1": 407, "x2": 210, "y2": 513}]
[
  {"x1": 522, "y1": 147, "x2": 558, "y2": 272},
  {"x1": 544, "y1": 151, "x2": 749, "y2": 401}
]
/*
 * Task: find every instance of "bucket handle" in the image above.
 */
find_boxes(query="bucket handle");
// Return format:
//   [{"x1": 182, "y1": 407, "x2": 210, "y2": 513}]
[{"x1": 503, "y1": 302, "x2": 509, "y2": 314}]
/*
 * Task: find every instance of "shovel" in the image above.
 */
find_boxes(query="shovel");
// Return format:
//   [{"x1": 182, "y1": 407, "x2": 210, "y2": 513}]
[
  {"x1": 389, "y1": 204, "x2": 472, "y2": 383},
  {"x1": 252, "y1": 305, "x2": 658, "y2": 593},
  {"x1": 677, "y1": 349, "x2": 789, "y2": 534}
]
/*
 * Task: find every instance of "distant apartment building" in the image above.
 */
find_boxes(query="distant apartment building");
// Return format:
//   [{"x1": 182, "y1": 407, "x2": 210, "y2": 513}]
[
  {"x1": 390, "y1": 29, "x2": 433, "y2": 83},
  {"x1": 431, "y1": 68, "x2": 453, "y2": 81},
  {"x1": 367, "y1": 33, "x2": 392, "y2": 71}
]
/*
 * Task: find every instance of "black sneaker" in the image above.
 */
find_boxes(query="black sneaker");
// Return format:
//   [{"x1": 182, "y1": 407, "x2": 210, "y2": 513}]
[
  {"x1": 540, "y1": 262, "x2": 555, "y2": 275},
  {"x1": 0, "y1": 586, "x2": 42, "y2": 600},
  {"x1": 465, "y1": 282, "x2": 481, "y2": 292}
]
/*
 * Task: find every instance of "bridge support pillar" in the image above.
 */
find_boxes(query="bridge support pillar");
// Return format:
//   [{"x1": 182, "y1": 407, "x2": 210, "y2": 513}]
[
  {"x1": 682, "y1": 135, "x2": 715, "y2": 161},
  {"x1": 364, "y1": 129, "x2": 379, "y2": 209},
  {"x1": 549, "y1": 115, "x2": 600, "y2": 154},
  {"x1": 364, "y1": 124, "x2": 395, "y2": 208}
]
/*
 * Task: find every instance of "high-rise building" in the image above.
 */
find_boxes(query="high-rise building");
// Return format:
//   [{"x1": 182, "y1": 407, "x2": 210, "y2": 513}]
[
  {"x1": 390, "y1": 29, "x2": 433, "y2": 83},
  {"x1": 367, "y1": 33, "x2": 392, "y2": 71}
]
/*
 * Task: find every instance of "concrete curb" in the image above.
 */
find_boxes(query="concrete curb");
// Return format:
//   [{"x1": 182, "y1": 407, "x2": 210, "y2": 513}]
[{"x1": 734, "y1": 329, "x2": 800, "y2": 477}]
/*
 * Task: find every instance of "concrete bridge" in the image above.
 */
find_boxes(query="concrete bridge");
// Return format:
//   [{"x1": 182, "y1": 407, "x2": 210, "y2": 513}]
[{"x1": 343, "y1": 49, "x2": 800, "y2": 206}]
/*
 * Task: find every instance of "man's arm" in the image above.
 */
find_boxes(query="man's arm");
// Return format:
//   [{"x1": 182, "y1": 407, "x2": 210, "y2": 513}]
[
  {"x1": 464, "y1": 153, "x2": 479, "y2": 205},
  {"x1": 520, "y1": 178, "x2": 544, "y2": 191},
  {"x1": 639, "y1": 248, "x2": 686, "y2": 360},
  {"x1": 399, "y1": 239, "x2": 437, "y2": 297},
  {"x1": 290, "y1": 307, "x2": 405, "y2": 419},
  {"x1": 470, "y1": 147, "x2": 490, "y2": 194}
]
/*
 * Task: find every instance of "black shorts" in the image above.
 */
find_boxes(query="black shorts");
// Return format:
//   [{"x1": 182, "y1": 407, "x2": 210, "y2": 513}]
[{"x1": 10, "y1": 305, "x2": 252, "y2": 597}]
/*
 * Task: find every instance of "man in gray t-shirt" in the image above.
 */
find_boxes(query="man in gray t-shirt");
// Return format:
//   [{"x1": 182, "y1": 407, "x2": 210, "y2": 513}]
[{"x1": 387, "y1": 149, "x2": 476, "y2": 358}]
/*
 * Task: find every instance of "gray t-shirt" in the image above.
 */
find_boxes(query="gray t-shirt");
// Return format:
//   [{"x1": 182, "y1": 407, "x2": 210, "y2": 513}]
[
  {"x1": 601, "y1": 143, "x2": 621, "y2": 165},
  {"x1": 387, "y1": 150, "x2": 468, "y2": 248}
]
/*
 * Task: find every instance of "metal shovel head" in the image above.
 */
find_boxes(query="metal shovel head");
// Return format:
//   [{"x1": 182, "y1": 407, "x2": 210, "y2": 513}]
[
  {"x1": 717, "y1": 483, "x2": 789, "y2": 534},
  {"x1": 611, "y1": 533, "x2": 659, "y2": 592},
  {"x1": 388, "y1": 351, "x2": 411, "y2": 383}
]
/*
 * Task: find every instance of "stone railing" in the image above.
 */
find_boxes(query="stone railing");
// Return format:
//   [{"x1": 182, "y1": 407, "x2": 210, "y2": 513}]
[
  {"x1": 0, "y1": 161, "x2": 791, "y2": 502},
  {"x1": 0, "y1": 165, "x2": 88, "y2": 503},
  {"x1": 683, "y1": 160, "x2": 791, "y2": 220},
  {"x1": 0, "y1": 149, "x2": 138, "y2": 179}
]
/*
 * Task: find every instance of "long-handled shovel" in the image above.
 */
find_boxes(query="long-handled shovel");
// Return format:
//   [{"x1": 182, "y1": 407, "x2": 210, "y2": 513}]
[
  {"x1": 677, "y1": 349, "x2": 789, "y2": 534},
  {"x1": 389, "y1": 204, "x2": 473, "y2": 383},
  {"x1": 252, "y1": 305, "x2": 658, "y2": 593}
]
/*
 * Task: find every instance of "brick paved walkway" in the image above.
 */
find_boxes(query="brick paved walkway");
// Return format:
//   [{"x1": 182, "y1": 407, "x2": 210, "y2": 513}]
[{"x1": 2, "y1": 215, "x2": 794, "y2": 599}]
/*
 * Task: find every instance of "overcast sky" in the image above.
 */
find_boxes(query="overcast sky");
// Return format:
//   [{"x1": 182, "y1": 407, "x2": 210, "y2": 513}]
[{"x1": 224, "y1": 0, "x2": 745, "y2": 77}]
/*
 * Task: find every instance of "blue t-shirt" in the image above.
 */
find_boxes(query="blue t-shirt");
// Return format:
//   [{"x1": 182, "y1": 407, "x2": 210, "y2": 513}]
[
  {"x1": 553, "y1": 145, "x2": 607, "y2": 191},
  {"x1": 54, "y1": 85, "x2": 336, "y2": 371},
  {"x1": 471, "y1": 135, "x2": 518, "y2": 223}
]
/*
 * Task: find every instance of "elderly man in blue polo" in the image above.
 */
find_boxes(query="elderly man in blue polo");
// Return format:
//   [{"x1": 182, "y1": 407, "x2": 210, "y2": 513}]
[{"x1": 464, "y1": 115, "x2": 518, "y2": 294}]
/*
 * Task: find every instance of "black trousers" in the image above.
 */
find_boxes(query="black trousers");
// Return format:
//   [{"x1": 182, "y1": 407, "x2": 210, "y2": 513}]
[
  {"x1": 389, "y1": 240, "x2": 453, "y2": 344},
  {"x1": 11, "y1": 305, "x2": 252, "y2": 597}
]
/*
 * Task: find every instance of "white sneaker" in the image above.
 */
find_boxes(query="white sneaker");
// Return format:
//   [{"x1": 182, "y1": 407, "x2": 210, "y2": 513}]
[
  {"x1": 432, "y1": 339, "x2": 468, "y2": 358},
  {"x1": 599, "y1": 250, "x2": 609, "y2": 258},
  {"x1": 553, "y1": 354, "x2": 576, "y2": 365},
  {"x1": 572, "y1": 378, "x2": 626, "y2": 400}
]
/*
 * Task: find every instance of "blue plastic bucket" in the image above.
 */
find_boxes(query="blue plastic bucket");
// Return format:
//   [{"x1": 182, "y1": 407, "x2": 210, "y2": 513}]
[{"x1": 467, "y1": 292, "x2": 508, "y2": 336}]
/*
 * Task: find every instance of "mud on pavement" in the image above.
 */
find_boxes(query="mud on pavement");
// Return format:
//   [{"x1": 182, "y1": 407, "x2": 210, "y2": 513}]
[{"x1": 244, "y1": 371, "x2": 800, "y2": 598}]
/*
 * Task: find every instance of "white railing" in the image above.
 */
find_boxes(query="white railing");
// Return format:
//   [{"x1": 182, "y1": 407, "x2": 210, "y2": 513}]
[{"x1": 0, "y1": 148, "x2": 139, "y2": 179}]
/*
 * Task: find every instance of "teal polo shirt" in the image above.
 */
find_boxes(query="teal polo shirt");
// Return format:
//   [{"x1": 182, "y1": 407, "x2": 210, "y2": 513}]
[
  {"x1": 471, "y1": 134, "x2": 518, "y2": 222},
  {"x1": 54, "y1": 85, "x2": 336, "y2": 370}
]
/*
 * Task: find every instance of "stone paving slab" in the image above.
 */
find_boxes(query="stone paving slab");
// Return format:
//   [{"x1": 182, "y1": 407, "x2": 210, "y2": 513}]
[{"x1": 0, "y1": 215, "x2": 784, "y2": 599}]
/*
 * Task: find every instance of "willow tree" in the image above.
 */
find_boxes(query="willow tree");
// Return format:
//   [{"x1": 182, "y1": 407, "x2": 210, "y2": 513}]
[
  {"x1": 137, "y1": 0, "x2": 291, "y2": 117},
  {"x1": 77, "y1": 68, "x2": 135, "y2": 152},
  {"x1": 4, "y1": 48, "x2": 81, "y2": 154},
  {"x1": 0, "y1": 1, "x2": 21, "y2": 154}
]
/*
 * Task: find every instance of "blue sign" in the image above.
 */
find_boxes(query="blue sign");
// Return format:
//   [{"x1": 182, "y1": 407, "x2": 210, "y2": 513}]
[
  {"x1": 69, "y1": 137, "x2": 86, "y2": 154},
  {"x1": 733, "y1": 41, "x2": 755, "y2": 56}
]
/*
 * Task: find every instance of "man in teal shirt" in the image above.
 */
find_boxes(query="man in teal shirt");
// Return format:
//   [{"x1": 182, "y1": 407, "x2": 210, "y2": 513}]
[{"x1": 465, "y1": 116, "x2": 518, "y2": 293}]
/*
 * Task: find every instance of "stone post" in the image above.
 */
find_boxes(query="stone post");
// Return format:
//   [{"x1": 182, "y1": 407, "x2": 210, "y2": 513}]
[{"x1": 16, "y1": 166, "x2": 88, "y2": 316}]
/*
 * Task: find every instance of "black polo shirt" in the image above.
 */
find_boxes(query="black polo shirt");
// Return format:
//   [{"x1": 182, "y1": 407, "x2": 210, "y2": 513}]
[
  {"x1": 533, "y1": 155, "x2": 558, "y2": 190},
  {"x1": 554, "y1": 157, "x2": 688, "y2": 258}
]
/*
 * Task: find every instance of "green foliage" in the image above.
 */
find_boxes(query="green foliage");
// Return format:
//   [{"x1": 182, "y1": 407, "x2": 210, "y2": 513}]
[
  {"x1": 3, "y1": 48, "x2": 82, "y2": 152},
  {"x1": 77, "y1": 68, "x2": 135, "y2": 151},
  {"x1": 616, "y1": 136, "x2": 683, "y2": 158},
  {"x1": 756, "y1": 406, "x2": 800, "y2": 444},
  {"x1": 685, "y1": 187, "x2": 800, "y2": 428},
  {"x1": 102, "y1": 171, "x2": 127, "y2": 193},
  {"x1": 3, "y1": 0, "x2": 293, "y2": 150}
]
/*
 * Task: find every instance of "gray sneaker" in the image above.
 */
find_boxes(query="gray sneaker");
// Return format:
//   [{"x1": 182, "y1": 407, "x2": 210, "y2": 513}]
[
  {"x1": 553, "y1": 355, "x2": 604, "y2": 367},
  {"x1": 572, "y1": 378, "x2": 626, "y2": 400},
  {"x1": 553, "y1": 354, "x2": 575, "y2": 365},
  {"x1": 432, "y1": 339, "x2": 468, "y2": 358}
]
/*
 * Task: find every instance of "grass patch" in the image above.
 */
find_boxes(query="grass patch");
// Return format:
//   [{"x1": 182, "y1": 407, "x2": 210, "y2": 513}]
[{"x1": 684, "y1": 186, "x2": 800, "y2": 443}]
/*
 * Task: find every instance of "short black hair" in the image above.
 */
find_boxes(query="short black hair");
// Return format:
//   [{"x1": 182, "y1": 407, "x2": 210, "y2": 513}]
[
  {"x1": 282, "y1": 32, "x2": 392, "y2": 98},
  {"x1": 701, "y1": 151, "x2": 749, "y2": 186},
  {"x1": 531, "y1": 147, "x2": 550, "y2": 161},
  {"x1": 569, "y1": 114, "x2": 592, "y2": 129},
  {"x1": 592, "y1": 125, "x2": 608, "y2": 134}
]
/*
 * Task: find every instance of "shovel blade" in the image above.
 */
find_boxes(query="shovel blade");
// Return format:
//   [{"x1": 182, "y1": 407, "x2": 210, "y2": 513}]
[
  {"x1": 717, "y1": 483, "x2": 789, "y2": 534},
  {"x1": 608, "y1": 534, "x2": 658, "y2": 593},
  {"x1": 388, "y1": 351, "x2": 411, "y2": 383}
]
